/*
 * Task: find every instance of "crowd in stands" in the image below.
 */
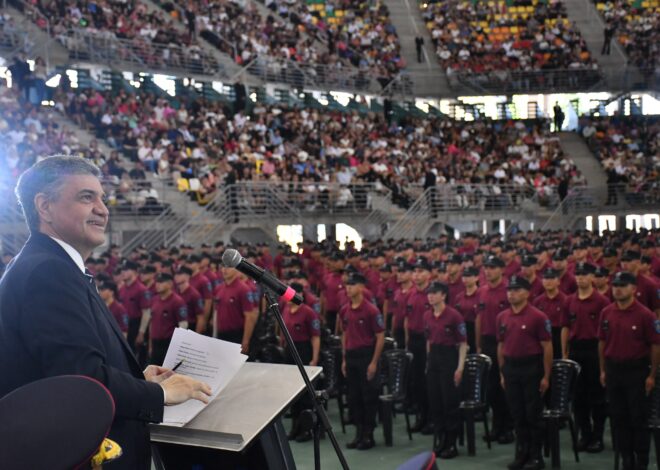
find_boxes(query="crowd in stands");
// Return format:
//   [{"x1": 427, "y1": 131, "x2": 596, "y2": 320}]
[
  {"x1": 420, "y1": 0, "x2": 600, "y2": 91},
  {"x1": 597, "y1": 0, "x2": 659, "y2": 69},
  {"x1": 580, "y1": 114, "x2": 659, "y2": 204}
]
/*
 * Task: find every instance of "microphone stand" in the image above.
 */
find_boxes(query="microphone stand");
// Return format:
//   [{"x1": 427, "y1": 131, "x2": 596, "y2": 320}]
[{"x1": 262, "y1": 289, "x2": 350, "y2": 470}]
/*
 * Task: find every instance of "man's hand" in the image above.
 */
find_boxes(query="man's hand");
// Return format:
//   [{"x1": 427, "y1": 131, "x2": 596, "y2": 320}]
[
  {"x1": 144, "y1": 365, "x2": 174, "y2": 384},
  {"x1": 454, "y1": 368, "x2": 463, "y2": 387},
  {"x1": 195, "y1": 318, "x2": 207, "y2": 334},
  {"x1": 135, "y1": 332, "x2": 145, "y2": 347},
  {"x1": 241, "y1": 340, "x2": 250, "y2": 355},
  {"x1": 367, "y1": 361, "x2": 377, "y2": 381},
  {"x1": 539, "y1": 377, "x2": 550, "y2": 395},
  {"x1": 600, "y1": 371, "x2": 606, "y2": 388},
  {"x1": 161, "y1": 374, "x2": 213, "y2": 405},
  {"x1": 646, "y1": 375, "x2": 655, "y2": 396},
  {"x1": 309, "y1": 359, "x2": 318, "y2": 367},
  {"x1": 341, "y1": 359, "x2": 347, "y2": 377}
]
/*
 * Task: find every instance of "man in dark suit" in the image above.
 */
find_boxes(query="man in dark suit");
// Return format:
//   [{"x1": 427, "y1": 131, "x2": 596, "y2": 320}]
[{"x1": 0, "y1": 156, "x2": 212, "y2": 469}]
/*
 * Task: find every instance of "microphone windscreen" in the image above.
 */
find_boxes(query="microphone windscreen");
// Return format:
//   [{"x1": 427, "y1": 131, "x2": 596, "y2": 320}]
[{"x1": 222, "y1": 249, "x2": 242, "y2": 268}]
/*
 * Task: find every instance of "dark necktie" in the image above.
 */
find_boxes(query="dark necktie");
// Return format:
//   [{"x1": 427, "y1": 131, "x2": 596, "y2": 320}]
[{"x1": 84, "y1": 268, "x2": 98, "y2": 292}]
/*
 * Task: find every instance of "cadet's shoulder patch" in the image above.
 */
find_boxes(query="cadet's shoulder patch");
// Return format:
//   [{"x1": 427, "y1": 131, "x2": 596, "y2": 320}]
[
  {"x1": 654, "y1": 319, "x2": 660, "y2": 334},
  {"x1": 311, "y1": 318, "x2": 321, "y2": 332},
  {"x1": 179, "y1": 306, "x2": 188, "y2": 319},
  {"x1": 544, "y1": 319, "x2": 552, "y2": 334},
  {"x1": 376, "y1": 313, "x2": 385, "y2": 329},
  {"x1": 457, "y1": 322, "x2": 467, "y2": 337}
]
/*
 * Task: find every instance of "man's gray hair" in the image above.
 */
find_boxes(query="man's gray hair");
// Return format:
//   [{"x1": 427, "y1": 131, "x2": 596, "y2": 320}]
[{"x1": 15, "y1": 155, "x2": 101, "y2": 232}]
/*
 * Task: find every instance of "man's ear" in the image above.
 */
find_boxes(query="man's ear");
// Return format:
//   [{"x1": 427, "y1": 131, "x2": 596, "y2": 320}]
[{"x1": 34, "y1": 193, "x2": 53, "y2": 224}]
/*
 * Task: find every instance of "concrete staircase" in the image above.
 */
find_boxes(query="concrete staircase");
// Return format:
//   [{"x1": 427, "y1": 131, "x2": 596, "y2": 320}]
[
  {"x1": 381, "y1": 0, "x2": 449, "y2": 97},
  {"x1": 558, "y1": 131, "x2": 607, "y2": 200}
]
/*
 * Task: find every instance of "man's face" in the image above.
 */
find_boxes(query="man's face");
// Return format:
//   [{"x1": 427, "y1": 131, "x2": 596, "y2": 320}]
[
  {"x1": 553, "y1": 259, "x2": 567, "y2": 271},
  {"x1": 99, "y1": 288, "x2": 112, "y2": 302},
  {"x1": 427, "y1": 291, "x2": 445, "y2": 306},
  {"x1": 594, "y1": 276, "x2": 608, "y2": 289},
  {"x1": 155, "y1": 280, "x2": 171, "y2": 295},
  {"x1": 140, "y1": 272, "x2": 154, "y2": 285},
  {"x1": 174, "y1": 273, "x2": 188, "y2": 290},
  {"x1": 521, "y1": 265, "x2": 535, "y2": 277},
  {"x1": 413, "y1": 268, "x2": 430, "y2": 286},
  {"x1": 621, "y1": 259, "x2": 639, "y2": 273},
  {"x1": 507, "y1": 288, "x2": 528, "y2": 307},
  {"x1": 462, "y1": 274, "x2": 477, "y2": 289},
  {"x1": 612, "y1": 284, "x2": 636, "y2": 303},
  {"x1": 37, "y1": 175, "x2": 108, "y2": 257},
  {"x1": 484, "y1": 266, "x2": 502, "y2": 283},
  {"x1": 221, "y1": 266, "x2": 237, "y2": 282},
  {"x1": 447, "y1": 262, "x2": 460, "y2": 277},
  {"x1": 346, "y1": 283, "x2": 362, "y2": 298},
  {"x1": 542, "y1": 277, "x2": 559, "y2": 292},
  {"x1": 575, "y1": 273, "x2": 593, "y2": 290}
]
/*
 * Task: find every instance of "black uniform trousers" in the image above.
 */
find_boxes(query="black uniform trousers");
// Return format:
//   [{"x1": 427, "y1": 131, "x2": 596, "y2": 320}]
[
  {"x1": 465, "y1": 321, "x2": 476, "y2": 353},
  {"x1": 409, "y1": 332, "x2": 429, "y2": 421},
  {"x1": 287, "y1": 341, "x2": 314, "y2": 418},
  {"x1": 427, "y1": 345, "x2": 460, "y2": 446},
  {"x1": 482, "y1": 334, "x2": 513, "y2": 434},
  {"x1": 150, "y1": 338, "x2": 171, "y2": 366},
  {"x1": 216, "y1": 329, "x2": 244, "y2": 345},
  {"x1": 606, "y1": 358, "x2": 651, "y2": 462},
  {"x1": 503, "y1": 355, "x2": 545, "y2": 457},
  {"x1": 569, "y1": 339, "x2": 607, "y2": 442},
  {"x1": 393, "y1": 327, "x2": 405, "y2": 352},
  {"x1": 551, "y1": 327, "x2": 562, "y2": 360},
  {"x1": 326, "y1": 310, "x2": 338, "y2": 335},
  {"x1": 346, "y1": 346, "x2": 379, "y2": 435}
]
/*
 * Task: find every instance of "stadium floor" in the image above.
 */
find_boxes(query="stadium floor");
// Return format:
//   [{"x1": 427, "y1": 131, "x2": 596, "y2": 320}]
[{"x1": 289, "y1": 402, "x2": 616, "y2": 470}]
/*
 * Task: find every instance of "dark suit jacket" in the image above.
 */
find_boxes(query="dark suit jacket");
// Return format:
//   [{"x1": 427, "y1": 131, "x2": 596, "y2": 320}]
[{"x1": 0, "y1": 233, "x2": 164, "y2": 469}]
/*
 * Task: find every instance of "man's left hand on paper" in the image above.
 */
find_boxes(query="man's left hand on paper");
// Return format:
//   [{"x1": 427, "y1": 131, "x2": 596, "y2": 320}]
[{"x1": 143, "y1": 365, "x2": 174, "y2": 384}]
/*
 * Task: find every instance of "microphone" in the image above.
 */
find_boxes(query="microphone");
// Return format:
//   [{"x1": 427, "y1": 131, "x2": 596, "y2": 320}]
[{"x1": 222, "y1": 249, "x2": 303, "y2": 305}]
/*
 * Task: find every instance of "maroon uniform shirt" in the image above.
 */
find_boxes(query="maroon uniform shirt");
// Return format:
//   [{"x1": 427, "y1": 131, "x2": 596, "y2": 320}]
[
  {"x1": 599, "y1": 300, "x2": 660, "y2": 361},
  {"x1": 364, "y1": 268, "x2": 381, "y2": 294},
  {"x1": 634, "y1": 274, "x2": 660, "y2": 311},
  {"x1": 391, "y1": 286, "x2": 413, "y2": 330},
  {"x1": 322, "y1": 271, "x2": 344, "y2": 312},
  {"x1": 202, "y1": 268, "x2": 220, "y2": 289},
  {"x1": 477, "y1": 280, "x2": 510, "y2": 337},
  {"x1": 406, "y1": 285, "x2": 431, "y2": 334},
  {"x1": 559, "y1": 272, "x2": 577, "y2": 295},
  {"x1": 527, "y1": 276, "x2": 544, "y2": 300},
  {"x1": 213, "y1": 279, "x2": 258, "y2": 333},
  {"x1": 191, "y1": 272, "x2": 213, "y2": 301},
  {"x1": 119, "y1": 278, "x2": 152, "y2": 320},
  {"x1": 454, "y1": 289, "x2": 480, "y2": 322},
  {"x1": 562, "y1": 290, "x2": 610, "y2": 341},
  {"x1": 423, "y1": 305, "x2": 467, "y2": 346},
  {"x1": 340, "y1": 298, "x2": 385, "y2": 350},
  {"x1": 282, "y1": 303, "x2": 321, "y2": 342},
  {"x1": 503, "y1": 260, "x2": 521, "y2": 279},
  {"x1": 496, "y1": 304, "x2": 551, "y2": 358},
  {"x1": 108, "y1": 299, "x2": 129, "y2": 333},
  {"x1": 178, "y1": 285, "x2": 204, "y2": 327},
  {"x1": 150, "y1": 292, "x2": 187, "y2": 340},
  {"x1": 447, "y1": 276, "x2": 465, "y2": 305},
  {"x1": 376, "y1": 276, "x2": 399, "y2": 311},
  {"x1": 533, "y1": 291, "x2": 568, "y2": 328}
]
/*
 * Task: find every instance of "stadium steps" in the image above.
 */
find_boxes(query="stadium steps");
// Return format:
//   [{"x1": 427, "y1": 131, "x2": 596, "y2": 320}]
[
  {"x1": 380, "y1": 0, "x2": 449, "y2": 96},
  {"x1": 3, "y1": 4, "x2": 69, "y2": 65},
  {"x1": 561, "y1": 0, "x2": 629, "y2": 77},
  {"x1": 557, "y1": 131, "x2": 608, "y2": 200}
]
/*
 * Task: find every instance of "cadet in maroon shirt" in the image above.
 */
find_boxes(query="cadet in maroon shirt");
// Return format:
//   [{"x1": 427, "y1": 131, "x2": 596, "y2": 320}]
[
  {"x1": 406, "y1": 257, "x2": 433, "y2": 433},
  {"x1": 213, "y1": 265, "x2": 259, "y2": 354},
  {"x1": 282, "y1": 282, "x2": 321, "y2": 442},
  {"x1": 148, "y1": 273, "x2": 188, "y2": 366},
  {"x1": 561, "y1": 262, "x2": 610, "y2": 452},
  {"x1": 620, "y1": 250, "x2": 660, "y2": 316},
  {"x1": 454, "y1": 266, "x2": 480, "y2": 352},
  {"x1": 320, "y1": 253, "x2": 345, "y2": 333},
  {"x1": 187, "y1": 254, "x2": 214, "y2": 334},
  {"x1": 446, "y1": 254, "x2": 465, "y2": 303},
  {"x1": 376, "y1": 265, "x2": 398, "y2": 328},
  {"x1": 424, "y1": 281, "x2": 467, "y2": 459},
  {"x1": 391, "y1": 262, "x2": 414, "y2": 349},
  {"x1": 174, "y1": 267, "x2": 205, "y2": 333},
  {"x1": 476, "y1": 255, "x2": 513, "y2": 444},
  {"x1": 552, "y1": 249, "x2": 577, "y2": 295},
  {"x1": 99, "y1": 280, "x2": 128, "y2": 336},
  {"x1": 594, "y1": 266, "x2": 612, "y2": 301},
  {"x1": 496, "y1": 276, "x2": 553, "y2": 470},
  {"x1": 502, "y1": 245, "x2": 521, "y2": 280},
  {"x1": 520, "y1": 255, "x2": 544, "y2": 300},
  {"x1": 598, "y1": 271, "x2": 660, "y2": 470},
  {"x1": 340, "y1": 273, "x2": 385, "y2": 451},
  {"x1": 118, "y1": 261, "x2": 152, "y2": 352},
  {"x1": 533, "y1": 268, "x2": 567, "y2": 359}
]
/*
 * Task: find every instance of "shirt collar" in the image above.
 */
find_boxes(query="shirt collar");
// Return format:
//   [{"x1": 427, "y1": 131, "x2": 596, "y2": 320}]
[{"x1": 49, "y1": 236, "x2": 86, "y2": 273}]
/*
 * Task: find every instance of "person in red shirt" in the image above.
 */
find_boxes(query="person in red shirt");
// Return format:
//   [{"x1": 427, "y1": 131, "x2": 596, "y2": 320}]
[
  {"x1": 320, "y1": 253, "x2": 345, "y2": 333},
  {"x1": 454, "y1": 266, "x2": 480, "y2": 352},
  {"x1": 602, "y1": 246, "x2": 620, "y2": 276},
  {"x1": 119, "y1": 261, "x2": 152, "y2": 354},
  {"x1": 99, "y1": 280, "x2": 128, "y2": 337},
  {"x1": 376, "y1": 265, "x2": 398, "y2": 329},
  {"x1": 424, "y1": 281, "x2": 467, "y2": 459},
  {"x1": 446, "y1": 253, "x2": 465, "y2": 303},
  {"x1": 148, "y1": 273, "x2": 188, "y2": 366},
  {"x1": 497, "y1": 276, "x2": 553, "y2": 470},
  {"x1": 533, "y1": 267, "x2": 567, "y2": 359},
  {"x1": 598, "y1": 271, "x2": 660, "y2": 470},
  {"x1": 213, "y1": 265, "x2": 259, "y2": 354},
  {"x1": 340, "y1": 272, "x2": 385, "y2": 451},
  {"x1": 552, "y1": 249, "x2": 577, "y2": 295},
  {"x1": 620, "y1": 250, "x2": 660, "y2": 316},
  {"x1": 174, "y1": 267, "x2": 205, "y2": 334},
  {"x1": 391, "y1": 262, "x2": 414, "y2": 348},
  {"x1": 187, "y1": 254, "x2": 214, "y2": 334},
  {"x1": 502, "y1": 245, "x2": 521, "y2": 280},
  {"x1": 477, "y1": 255, "x2": 514, "y2": 444},
  {"x1": 520, "y1": 255, "x2": 544, "y2": 300},
  {"x1": 562, "y1": 262, "x2": 611, "y2": 453},
  {"x1": 594, "y1": 266, "x2": 612, "y2": 301}
]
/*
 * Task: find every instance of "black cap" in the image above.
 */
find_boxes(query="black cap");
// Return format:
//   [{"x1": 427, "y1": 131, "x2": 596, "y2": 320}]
[
  {"x1": 573, "y1": 241, "x2": 589, "y2": 250},
  {"x1": 621, "y1": 250, "x2": 641, "y2": 261},
  {"x1": 155, "y1": 272, "x2": 173, "y2": 283},
  {"x1": 611, "y1": 271, "x2": 637, "y2": 286},
  {"x1": 380, "y1": 265, "x2": 392, "y2": 273},
  {"x1": 594, "y1": 267, "x2": 609, "y2": 278},
  {"x1": 0, "y1": 376, "x2": 115, "y2": 469},
  {"x1": 414, "y1": 257, "x2": 432, "y2": 270},
  {"x1": 330, "y1": 252, "x2": 346, "y2": 261},
  {"x1": 397, "y1": 261, "x2": 413, "y2": 272},
  {"x1": 484, "y1": 255, "x2": 505, "y2": 268},
  {"x1": 432, "y1": 260, "x2": 447, "y2": 272},
  {"x1": 120, "y1": 260, "x2": 139, "y2": 271},
  {"x1": 552, "y1": 249, "x2": 569, "y2": 261},
  {"x1": 187, "y1": 254, "x2": 202, "y2": 263},
  {"x1": 574, "y1": 262, "x2": 596, "y2": 275},
  {"x1": 346, "y1": 273, "x2": 367, "y2": 285},
  {"x1": 447, "y1": 254, "x2": 463, "y2": 264},
  {"x1": 641, "y1": 240, "x2": 654, "y2": 249},
  {"x1": 462, "y1": 266, "x2": 479, "y2": 277},
  {"x1": 427, "y1": 281, "x2": 448, "y2": 295},
  {"x1": 175, "y1": 266, "x2": 193, "y2": 276},
  {"x1": 541, "y1": 268, "x2": 560, "y2": 279},
  {"x1": 603, "y1": 246, "x2": 618, "y2": 258},
  {"x1": 140, "y1": 265, "x2": 157, "y2": 274},
  {"x1": 590, "y1": 238, "x2": 604, "y2": 247},
  {"x1": 507, "y1": 275, "x2": 531, "y2": 290},
  {"x1": 521, "y1": 255, "x2": 538, "y2": 267}
]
